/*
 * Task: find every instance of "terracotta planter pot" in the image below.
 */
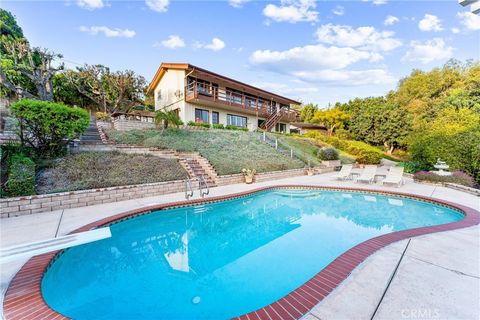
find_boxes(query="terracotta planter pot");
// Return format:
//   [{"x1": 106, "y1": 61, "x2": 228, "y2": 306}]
[{"x1": 245, "y1": 175, "x2": 254, "y2": 184}]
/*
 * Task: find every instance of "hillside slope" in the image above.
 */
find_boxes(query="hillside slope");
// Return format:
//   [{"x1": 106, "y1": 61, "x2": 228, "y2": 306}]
[{"x1": 108, "y1": 129, "x2": 305, "y2": 175}]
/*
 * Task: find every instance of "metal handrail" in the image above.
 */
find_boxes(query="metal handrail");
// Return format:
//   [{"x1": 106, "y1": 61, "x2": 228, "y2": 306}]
[
  {"x1": 185, "y1": 177, "x2": 194, "y2": 199},
  {"x1": 198, "y1": 175, "x2": 210, "y2": 198}
]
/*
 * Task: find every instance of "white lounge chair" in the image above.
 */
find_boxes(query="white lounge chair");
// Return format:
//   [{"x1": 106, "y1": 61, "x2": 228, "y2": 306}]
[
  {"x1": 355, "y1": 165, "x2": 377, "y2": 184},
  {"x1": 382, "y1": 166, "x2": 405, "y2": 187},
  {"x1": 334, "y1": 164, "x2": 353, "y2": 180}
]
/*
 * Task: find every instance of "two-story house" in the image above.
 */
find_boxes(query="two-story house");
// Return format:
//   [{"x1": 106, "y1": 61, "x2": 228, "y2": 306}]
[{"x1": 146, "y1": 63, "x2": 301, "y2": 132}]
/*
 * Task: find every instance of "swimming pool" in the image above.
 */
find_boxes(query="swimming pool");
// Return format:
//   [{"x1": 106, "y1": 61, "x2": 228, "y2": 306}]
[{"x1": 41, "y1": 188, "x2": 464, "y2": 319}]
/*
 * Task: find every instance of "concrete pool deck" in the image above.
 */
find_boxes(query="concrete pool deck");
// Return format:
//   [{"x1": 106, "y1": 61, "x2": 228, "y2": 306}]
[{"x1": 1, "y1": 172, "x2": 479, "y2": 319}]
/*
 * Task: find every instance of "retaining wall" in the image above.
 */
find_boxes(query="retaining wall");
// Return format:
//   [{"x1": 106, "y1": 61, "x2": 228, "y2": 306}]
[{"x1": 0, "y1": 168, "x2": 320, "y2": 218}]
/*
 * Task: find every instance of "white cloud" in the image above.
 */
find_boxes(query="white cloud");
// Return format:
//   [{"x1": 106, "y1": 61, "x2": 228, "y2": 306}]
[
  {"x1": 451, "y1": 27, "x2": 460, "y2": 34},
  {"x1": 332, "y1": 6, "x2": 344, "y2": 16},
  {"x1": 79, "y1": 26, "x2": 136, "y2": 38},
  {"x1": 158, "y1": 35, "x2": 185, "y2": 49},
  {"x1": 362, "y1": 0, "x2": 387, "y2": 5},
  {"x1": 195, "y1": 38, "x2": 226, "y2": 51},
  {"x1": 418, "y1": 14, "x2": 443, "y2": 32},
  {"x1": 457, "y1": 11, "x2": 480, "y2": 31},
  {"x1": 402, "y1": 38, "x2": 453, "y2": 64},
  {"x1": 145, "y1": 0, "x2": 169, "y2": 12},
  {"x1": 292, "y1": 69, "x2": 395, "y2": 86},
  {"x1": 76, "y1": 0, "x2": 104, "y2": 10},
  {"x1": 229, "y1": 0, "x2": 249, "y2": 8},
  {"x1": 384, "y1": 15, "x2": 399, "y2": 26},
  {"x1": 315, "y1": 24, "x2": 402, "y2": 52},
  {"x1": 263, "y1": 0, "x2": 318, "y2": 23},
  {"x1": 250, "y1": 44, "x2": 382, "y2": 72},
  {"x1": 253, "y1": 82, "x2": 319, "y2": 95}
]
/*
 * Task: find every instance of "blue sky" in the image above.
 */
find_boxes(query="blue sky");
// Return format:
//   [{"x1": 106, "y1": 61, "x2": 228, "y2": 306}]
[{"x1": 3, "y1": 0, "x2": 480, "y2": 106}]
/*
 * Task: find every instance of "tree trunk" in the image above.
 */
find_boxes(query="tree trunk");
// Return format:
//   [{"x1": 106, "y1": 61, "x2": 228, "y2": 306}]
[{"x1": 384, "y1": 141, "x2": 395, "y2": 155}]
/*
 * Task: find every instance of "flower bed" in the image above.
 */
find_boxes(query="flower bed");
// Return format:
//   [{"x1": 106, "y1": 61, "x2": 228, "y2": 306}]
[{"x1": 413, "y1": 171, "x2": 475, "y2": 188}]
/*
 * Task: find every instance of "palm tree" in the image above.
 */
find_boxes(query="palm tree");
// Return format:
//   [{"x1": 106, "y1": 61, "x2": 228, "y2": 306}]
[{"x1": 155, "y1": 110, "x2": 182, "y2": 133}]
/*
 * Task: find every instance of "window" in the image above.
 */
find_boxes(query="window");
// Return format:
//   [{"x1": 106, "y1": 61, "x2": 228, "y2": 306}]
[
  {"x1": 276, "y1": 123, "x2": 287, "y2": 133},
  {"x1": 227, "y1": 114, "x2": 247, "y2": 128},
  {"x1": 187, "y1": 77, "x2": 218, "y2": 96},
  {"x1": 195, "y1": 108, "x2": 209, "y2": 123},
  {"x1": 212, "y1": 111, "x2": 219, "y2": 124}
]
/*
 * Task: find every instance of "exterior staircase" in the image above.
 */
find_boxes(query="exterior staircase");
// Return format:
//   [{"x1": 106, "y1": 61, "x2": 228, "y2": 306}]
[
  {"x1": 80, "y1": 118, "x2": 103, "y2": 145},
  {"x1": 181, "y1": 158, "x2": 217, "y2": 187},
  {"x1": 260, "y1": 109, "x2": 284, "y2": 132}
]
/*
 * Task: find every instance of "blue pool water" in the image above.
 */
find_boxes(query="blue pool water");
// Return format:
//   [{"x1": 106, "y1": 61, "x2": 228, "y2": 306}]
[{"x1": 41, "y1": 189, "x2": 463, "y2": 319}]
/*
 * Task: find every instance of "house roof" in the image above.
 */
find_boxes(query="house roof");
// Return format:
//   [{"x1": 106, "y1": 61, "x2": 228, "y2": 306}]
[{"x1": 146, "y1": 63, "x2": 302, "y2": 105}]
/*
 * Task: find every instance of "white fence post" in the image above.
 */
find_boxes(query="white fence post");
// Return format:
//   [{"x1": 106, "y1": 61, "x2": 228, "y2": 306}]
[
  {"x1": 263, "y1": 131, "x2": 266, "y2": 141},
  {"x1": 275, "y1": 139, "x2": 278, "y2": 149},
  {"x1": 290, "y1": 149, "x2": 293, "y2": 158}
]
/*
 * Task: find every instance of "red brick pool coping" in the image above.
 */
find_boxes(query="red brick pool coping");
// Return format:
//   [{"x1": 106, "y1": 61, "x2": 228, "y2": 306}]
[{"x1": 3, "y1": 185, "x2": 479, "y2": 320}]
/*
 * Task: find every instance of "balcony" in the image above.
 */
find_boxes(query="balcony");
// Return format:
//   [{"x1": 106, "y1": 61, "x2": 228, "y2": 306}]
[{"x1": 185, "y1": 81, "x2": 298, "y2": 122}]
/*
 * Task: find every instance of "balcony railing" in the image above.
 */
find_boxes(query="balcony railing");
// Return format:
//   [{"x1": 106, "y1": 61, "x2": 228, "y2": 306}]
[{"x1": 185, "y1": 81, "x2": 297, "y2": 122}]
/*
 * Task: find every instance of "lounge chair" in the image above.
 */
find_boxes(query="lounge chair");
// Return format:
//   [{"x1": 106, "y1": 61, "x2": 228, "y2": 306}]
[
  {"x1": 382, "y1": 166, "x2": 405, "y2": 187},
  {"x1": 334, "y1": 164, "x2": 353, "y2": 180},
  {"x1": 355, "y1": 165, "x2": 377, "y2": 184}
]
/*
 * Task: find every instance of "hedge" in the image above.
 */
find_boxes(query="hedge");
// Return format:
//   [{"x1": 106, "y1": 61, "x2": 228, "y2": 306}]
[
  {"x1": 11, "y1": 99, "x2": 89, "y2": 158},
  {"x1": 305, "y1": 132, "x2": 383, "y2": 164},
  {"x1": 5, "y1": 154, "x2": 35, "y2": 196}
]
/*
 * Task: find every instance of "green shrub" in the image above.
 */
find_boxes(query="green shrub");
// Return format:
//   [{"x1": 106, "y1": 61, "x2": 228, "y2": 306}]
[
  {"x1": 305, "y1": 132, "x2": 383, "y2": 164},
  {"x1": 225, "y1": 125, "x2": 248, "y2": 131},
  {"x1": 11, "y1": 99, "x2": 89, "y2": 158},
  {"x1": 317, "y1": 147, "x2": 339, "y2": 160},
  {"x1": 95, "y1": 112, "x2": 110, "y2": 121},
  {"x1": 355, "y1": 150, "x2": 382, "y2": 164},
  {"x1": 213, "y1": 124, "x2": 225, "y2": 129},
  {"x1": 187, "y1": 121, "x2": 210, "y2": 128},
  {"x1": 408, "y1": 108, "x2": 480, "y2": 184},
  {"x1": 400, "y1": 161, "x2": 425, "y2": 174},
  {"x1": 5, "y1": 154, "x2": 35, "y2": 196}
]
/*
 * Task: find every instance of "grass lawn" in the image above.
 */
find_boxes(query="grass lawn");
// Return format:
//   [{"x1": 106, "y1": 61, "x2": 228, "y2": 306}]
[
  {"x1": 36, "y1": 152, "x2": 187, "y2": 194},
  {"x1": 269, "y1": 133, "x2": 356, "y2": 165},
  {"x1": 268, "y1": 133, "x2": 323, "y2": 166},
  {"x1": 108, "y1": 129, "x2": 305, "y2": 175}
]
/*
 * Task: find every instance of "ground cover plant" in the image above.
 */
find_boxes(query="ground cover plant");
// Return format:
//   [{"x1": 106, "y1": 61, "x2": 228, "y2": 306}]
[
  {"x1": 413, "y1": 171, "x2": 475, "y2": 187},
  {"x1": 36, "y1": 152, "x2": 187, "y2": 194},
  {"x1": 108, "y1": 129, "x2": 304, "y2": 175}
]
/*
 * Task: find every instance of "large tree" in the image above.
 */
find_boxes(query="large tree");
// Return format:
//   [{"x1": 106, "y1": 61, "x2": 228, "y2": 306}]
[
  {"x1": 311, "y1": 107, "x2": 350, "y2": 136},
  {"x1": 66, "y1": 64, "x2": 146, "y2": 113},
  {"x1": 299, "y1": 103, "x2": 318, "y2": 122},
  {"x1": 0, "y1": 9, "x2": 63, "y2": 101},
  {"x1": 347, "y1": 97, "x2": 411, "y2": 154}
]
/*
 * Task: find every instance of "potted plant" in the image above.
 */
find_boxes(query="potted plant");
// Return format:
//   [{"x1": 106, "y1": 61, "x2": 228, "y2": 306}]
[{"x1": 242, "y1": 168, "x2": 256, "y2": 184}]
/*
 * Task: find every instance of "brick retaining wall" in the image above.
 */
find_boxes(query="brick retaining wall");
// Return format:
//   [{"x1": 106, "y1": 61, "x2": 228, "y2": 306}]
[
  {"x1": 0, "y1": 179, "x2": 187, "y2": 218},
  {"x1": 0, "y1": 168, "x2": 329, "y2": 218},
  {"x1": 112, "y1": 119, "x2": 156, "y2": 131}
]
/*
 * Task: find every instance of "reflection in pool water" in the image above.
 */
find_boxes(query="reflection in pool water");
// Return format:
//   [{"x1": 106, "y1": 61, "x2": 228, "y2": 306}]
[{"x1": 41, "y1": 189, "x2": 463, "y2": 319}]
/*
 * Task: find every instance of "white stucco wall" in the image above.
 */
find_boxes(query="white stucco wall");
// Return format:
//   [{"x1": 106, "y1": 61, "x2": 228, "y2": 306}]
[{"x1": 154, "y1": 69, "x2": 186, "y2": 118}]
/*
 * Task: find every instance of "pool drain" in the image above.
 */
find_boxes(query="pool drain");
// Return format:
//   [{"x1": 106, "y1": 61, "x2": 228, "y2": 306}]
[{"x1": 192, "y1": 296, "x2": 201, "y2": 304}]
